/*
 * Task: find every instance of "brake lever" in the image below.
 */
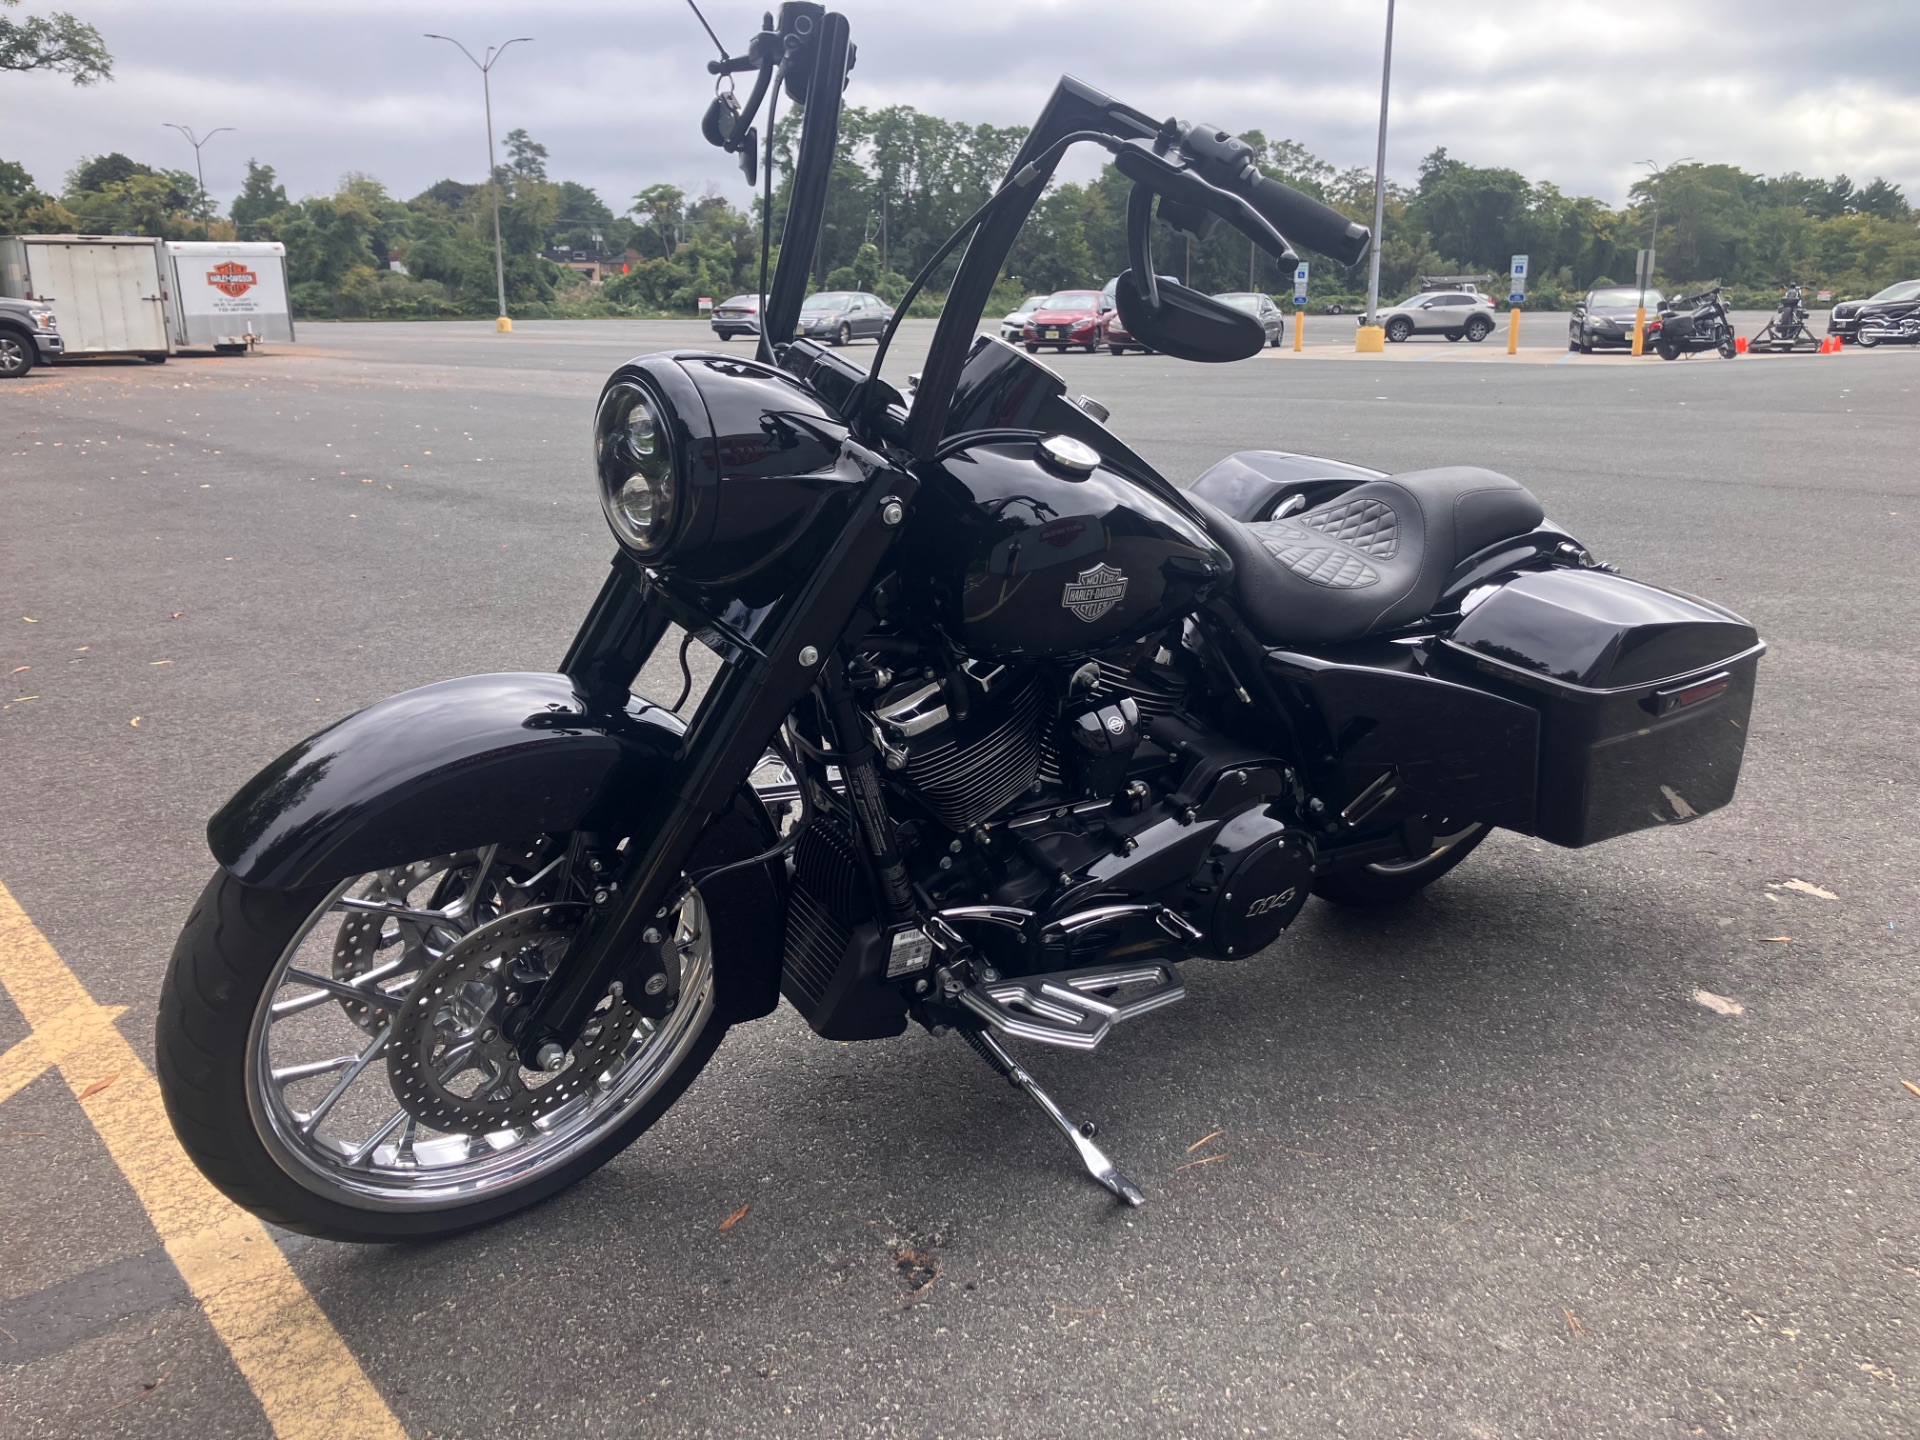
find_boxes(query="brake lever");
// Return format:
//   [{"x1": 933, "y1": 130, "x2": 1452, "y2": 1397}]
[{"x1": 1111, "y1": 142, "x2": 1298, "y2": 263}]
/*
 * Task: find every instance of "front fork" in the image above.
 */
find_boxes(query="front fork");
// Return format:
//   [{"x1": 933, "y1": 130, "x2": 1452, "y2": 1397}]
[{"x1": 509, "y1": 461, "x2": 916, "y2": 1067}]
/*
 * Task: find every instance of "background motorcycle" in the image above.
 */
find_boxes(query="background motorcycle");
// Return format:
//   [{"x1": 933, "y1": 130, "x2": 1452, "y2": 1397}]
[
  {"x1": 1648, "y1": 284, "x2": 1737, "y2": 360},
  {"x1": 1749, "y1": 282, "x2": 1821, "y2": 352},
  {"x1": 1856, "y1": 312, "x2": 1920, "y2": 347},
  {"x1": 157, "y1": 2, "x2": 1764, "y2": 1241}
]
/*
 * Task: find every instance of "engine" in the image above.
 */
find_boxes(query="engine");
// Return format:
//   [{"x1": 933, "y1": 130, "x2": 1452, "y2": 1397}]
[{"x1": 783, "y1": 639, "x2": 1316, "y2": 1020}]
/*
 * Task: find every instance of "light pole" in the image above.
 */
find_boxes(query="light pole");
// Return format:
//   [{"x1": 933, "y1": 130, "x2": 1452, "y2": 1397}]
[
  {"x1": 425, "y1": 33, "x2": 533, "y2": 333},
  {"x1": 1357, "y1": 0, "x2": 1395, "y2": 351},
  {"x1": 1629, "y1": 156, "x2": 1690, "y2": 355},
  {"x1": 162, "y1": 123, "x2": 233, "y2": 218}
]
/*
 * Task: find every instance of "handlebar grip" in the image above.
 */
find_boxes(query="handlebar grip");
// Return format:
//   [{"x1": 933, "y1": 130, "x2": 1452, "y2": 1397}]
[{"x1": 1241, "y1": 174, "x2": 1370, "y2": 266}]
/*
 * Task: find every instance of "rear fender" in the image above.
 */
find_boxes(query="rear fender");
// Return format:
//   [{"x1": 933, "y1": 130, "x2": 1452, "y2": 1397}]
[{"x1": 210, "y1": 672, "x2": 689, "y2": 891}]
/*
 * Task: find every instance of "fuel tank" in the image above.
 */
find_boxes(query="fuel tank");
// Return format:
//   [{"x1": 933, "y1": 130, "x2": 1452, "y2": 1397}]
[{"x1": 904, "y1": 436, "x2": 1230, "y2": 661}]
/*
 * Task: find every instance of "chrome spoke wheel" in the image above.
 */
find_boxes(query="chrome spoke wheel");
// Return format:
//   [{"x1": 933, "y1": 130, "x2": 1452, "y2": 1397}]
[{"x1": 244, "y1": 852, "x2": 715, "y2": 1211}]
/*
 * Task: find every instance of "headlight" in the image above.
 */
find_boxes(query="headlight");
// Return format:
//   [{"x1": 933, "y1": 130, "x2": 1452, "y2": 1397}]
[
  {"x1": 30, "y1": 308, "x2": 55, "y2": 329},
  {"x1": 594, "y1": 381, "x2": 675, "y2": 554}
]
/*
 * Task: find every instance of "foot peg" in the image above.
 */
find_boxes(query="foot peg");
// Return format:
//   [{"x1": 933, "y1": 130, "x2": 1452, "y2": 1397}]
[
  {"x1": 960, "y1": 1026, "x2": 1146, "y2": 1207},
  {"x1": 957, "y1": 960, "x2": 1183, "y2": 1052}
]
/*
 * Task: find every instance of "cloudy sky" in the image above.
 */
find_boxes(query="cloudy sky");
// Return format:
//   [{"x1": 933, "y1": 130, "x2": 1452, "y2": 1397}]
[{"x1": 4, "y1": 0, "x2": 1918, "y2": 215}]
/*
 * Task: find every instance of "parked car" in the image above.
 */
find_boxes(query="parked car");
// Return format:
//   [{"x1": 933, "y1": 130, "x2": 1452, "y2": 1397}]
[
  {"x1": 1023, "y1": 288, "x2": 1107, "y2": 352},
  {"x1": 1828, "y1": 278, "x2": 1920, "y2": 344},
  {"x1": 795, "y1": 290, "x2": 893, "y2": 345},
  {"x1": 999, "y1": 294, "x2": 1046, "y2": 342},
  {"x1": 1568, "y1": 286, "x2": 1664, "y2": 353},
  {"x1": 0, "y1": 295, "x2": 63, "y2": 378},
  {"x1": 1099, "y1": 274, "x2": 1179, "y2": 354},
  {"x1": 1212, "y1": 291, "x2": 1286, "y2": 347},
  {"x1": 1368, "y1": 290, "x2": 1499, "y2": 343},
  {"x1": 710, "y1": 294, "x2": 762, "y2": 341}
]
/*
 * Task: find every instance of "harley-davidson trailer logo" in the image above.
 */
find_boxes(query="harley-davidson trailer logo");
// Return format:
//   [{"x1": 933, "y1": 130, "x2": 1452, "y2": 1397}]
[
  {"x1": 206, "y1": 261, "x2": 258, "y2": 298},
  {"x1": 1061, "y1": 562, "x2": 1128, "y2": 623}
]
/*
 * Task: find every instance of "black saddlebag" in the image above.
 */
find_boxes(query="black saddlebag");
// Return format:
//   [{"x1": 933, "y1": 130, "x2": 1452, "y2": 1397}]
[{"x1": 1433, "y1": 569, "x2": 1762, "y2": 847}]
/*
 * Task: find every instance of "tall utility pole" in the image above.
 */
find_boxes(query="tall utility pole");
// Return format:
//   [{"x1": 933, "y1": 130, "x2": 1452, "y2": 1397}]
[
  {"x1": 162, "y1": 123, "x2": 233, "y2": 216},
  {"x1": 1630, "y1": 156, "x2": 1691, "y2": 355},
  {"x1": 425, "y1": 33, "x2": 532, "y2": 333},
  {"x1": 1364, "y1": 0, "x2": 1395, "y2": 332}
]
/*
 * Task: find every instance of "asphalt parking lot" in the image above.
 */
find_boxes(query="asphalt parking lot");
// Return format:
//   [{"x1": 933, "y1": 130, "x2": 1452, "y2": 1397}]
[{"x1": 3, "y1": 318, "x2": 1916, "y2": 1439}]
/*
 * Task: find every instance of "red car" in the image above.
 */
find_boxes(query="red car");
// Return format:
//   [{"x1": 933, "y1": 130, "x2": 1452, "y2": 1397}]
[{"x1": 1022, "y1": 289, "x2": 1106, "y2": 353}]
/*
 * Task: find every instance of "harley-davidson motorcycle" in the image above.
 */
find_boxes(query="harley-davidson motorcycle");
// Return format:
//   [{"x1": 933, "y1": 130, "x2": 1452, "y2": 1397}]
[
  {"x1": 1750, "y1": 281, "x2": 1821, "y2": 353},
  {"x1": 1648, "y1": 284, "x2": 1737, "y2": 360},
  {"x1": 157, "y1": 3, "x2": 1764, "y2": 1240}
]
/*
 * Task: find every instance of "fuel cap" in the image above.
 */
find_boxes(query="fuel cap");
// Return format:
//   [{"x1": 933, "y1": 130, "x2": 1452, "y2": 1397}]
[{"x1": 1037, "y1": 434, "x2": 1100, "y2": 476}]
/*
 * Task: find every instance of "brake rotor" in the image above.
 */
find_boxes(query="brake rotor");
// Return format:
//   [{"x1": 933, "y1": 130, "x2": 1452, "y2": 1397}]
[
  {"x1": 331, "y1": 856, "x2": 467, "y2": 1034},
  {"x1": 386, "y1": 902, "x2": 644, "y2": 1136},
  {"x1": 330, "y1": 843, "x2": 557, "y2": 1035}
]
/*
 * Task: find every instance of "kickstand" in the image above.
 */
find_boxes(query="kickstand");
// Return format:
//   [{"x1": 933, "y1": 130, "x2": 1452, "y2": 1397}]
[{"x1": 959, "y1": 1025, "x2": 1146, "y2": 1207}]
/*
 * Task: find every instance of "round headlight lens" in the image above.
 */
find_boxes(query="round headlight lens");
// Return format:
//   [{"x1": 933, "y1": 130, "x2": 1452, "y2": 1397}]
[{"x1": 595, "y1": 382, "x2": 675, "y2": 553}]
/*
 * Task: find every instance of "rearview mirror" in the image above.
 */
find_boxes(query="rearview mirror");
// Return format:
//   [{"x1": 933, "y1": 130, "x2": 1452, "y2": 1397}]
[{"x1": 1112, "y1": 270, "x2": 1264, "y2": 363}]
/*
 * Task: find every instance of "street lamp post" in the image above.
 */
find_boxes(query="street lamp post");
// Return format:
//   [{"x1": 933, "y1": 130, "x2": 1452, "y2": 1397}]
[
  {"x1": 1357, "y1": 0, "x2": 1395, "y2": 352},
  {"x1": 1629, "y1": 155, "x2": 1691, "y2": 356},
  {"x1": 162, "y1": 123, "x2": 233, "y2": 219},
  {"x1": 425, "y1": 33, "x2": 533, "y2": 333}
]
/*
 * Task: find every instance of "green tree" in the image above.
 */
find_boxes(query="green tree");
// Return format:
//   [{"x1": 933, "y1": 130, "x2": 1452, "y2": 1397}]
[
  {"x1": 631, "y1": 182, "x2": 686, "y2": 258},
  {"x1": 0, "y1": 0, "x2": 110, "y2": 84},
  {"x1": 231, "y1": 159, "x2": 288, "y2": 232},
  {"x1": 505, "y1": 128, "x2": 548, "y2": 182}
]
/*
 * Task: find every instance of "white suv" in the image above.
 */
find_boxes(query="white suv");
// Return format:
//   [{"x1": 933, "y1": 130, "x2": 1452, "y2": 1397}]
[{"x1": 1367, "y1": 291, "x2": 1499, "y2": 343}]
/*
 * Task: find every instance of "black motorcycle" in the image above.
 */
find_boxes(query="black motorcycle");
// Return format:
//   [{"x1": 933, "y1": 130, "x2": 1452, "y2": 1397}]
[
  {"x1": 1649, "y1": 284, "x2": 1737, "y2": 360},
  {"x1": 157, "y1": 3, "x2": 1765, "y2": 1241},
  {"x1": 1750, "y1": 282, "x2": 1820, "y2": 352},
  {"x1": 1856, "y1": 312, "x2": 1920, "y2": 347}
]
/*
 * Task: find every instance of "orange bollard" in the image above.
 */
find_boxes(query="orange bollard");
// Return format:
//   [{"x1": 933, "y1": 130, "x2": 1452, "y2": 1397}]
[{"x1": 1735, "y1": 336, "x2": 1749, "y2": 354}]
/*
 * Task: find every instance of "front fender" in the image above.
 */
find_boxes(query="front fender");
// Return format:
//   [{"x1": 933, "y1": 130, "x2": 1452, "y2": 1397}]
[{"x1": 209, "y1": 673, "x2": 686, "y2": 890}]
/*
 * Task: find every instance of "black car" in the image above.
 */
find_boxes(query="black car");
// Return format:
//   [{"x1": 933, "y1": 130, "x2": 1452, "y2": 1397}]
[
  {"x1": 1212, "y1": 291, "x2": 1286, "y2": 347},
  {"x1": 0, "y1": 295, "x2": 64, "y2": 378},
  {"x1": 1569, "y1": 286, "x2": 1663, "y2": 353},
  {"x1": 1828, "y1": 279, "x2": 1920, "y2": 344}
]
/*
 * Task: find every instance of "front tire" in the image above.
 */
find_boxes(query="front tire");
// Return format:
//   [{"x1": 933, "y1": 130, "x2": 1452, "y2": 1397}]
[
  {"x1": 158, "y1": 839, "x2": 742, "y2": 1242},
  {"x1": 834, "y1": 323, "x2": 851, "y2": 347},
  {"x1": 0, "y1": 331, "x2": 33, "y2": 378},
  {"x1": 1385, "y1": 317, "x2": 1413, "y2": 343},
  {"x1": 1312, "y1": 821, "x2": 1488, "y2": 905}
]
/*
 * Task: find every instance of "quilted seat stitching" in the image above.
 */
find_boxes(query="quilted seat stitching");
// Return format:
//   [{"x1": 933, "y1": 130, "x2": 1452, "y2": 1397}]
[{"x1": 1297, "y1": 497, "x2": 1399, "y2": 557}]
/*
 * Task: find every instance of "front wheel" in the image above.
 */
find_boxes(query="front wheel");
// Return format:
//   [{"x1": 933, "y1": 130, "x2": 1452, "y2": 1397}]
[
  {"x1": 0, "y1": 331, "x2": 34, "y2": 378},
  {"x1": 834, "y1": 323, "x2": 851, "y2": 347},
  {"x1": 157, "y1": 839, "x2": 736, "y2": 1241},
  {"x1": 1312, "y1": 821, "x2": 1488, "y2": 905},
  {"x1": 1385, "y1": 317, "x2": 1414, "y2": 343},
  {"x1": 1719, "y1": 336, "x2": 1738, "y2": 358}
]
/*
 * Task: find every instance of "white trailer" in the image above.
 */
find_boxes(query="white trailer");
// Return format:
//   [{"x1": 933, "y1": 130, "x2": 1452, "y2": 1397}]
[
  {"x1": 0, "y1": 234, "x2": 171, "y2": 360},
  {"x1": 161, "y1": 241, "x2": 295, "y2": 351}
]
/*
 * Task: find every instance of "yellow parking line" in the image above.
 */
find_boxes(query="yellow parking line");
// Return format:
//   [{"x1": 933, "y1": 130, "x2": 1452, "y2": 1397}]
[{"x1": 0, "y1": 879, "x2": 408, "y2": 1440}]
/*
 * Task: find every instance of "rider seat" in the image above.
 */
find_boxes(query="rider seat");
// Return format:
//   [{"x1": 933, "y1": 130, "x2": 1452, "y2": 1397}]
[{"x1": 1189, "y1": 456, "x2": 1544, "y2": 646}]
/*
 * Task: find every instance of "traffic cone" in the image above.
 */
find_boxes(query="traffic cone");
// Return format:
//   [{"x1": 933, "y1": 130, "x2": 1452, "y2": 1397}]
[{"x1": 1735, "y1": 336, "x2": 1749, "y2": 354}]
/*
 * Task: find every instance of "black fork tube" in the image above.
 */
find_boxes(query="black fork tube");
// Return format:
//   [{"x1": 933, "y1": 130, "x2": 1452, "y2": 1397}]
[{"x1": 562, "y1": 553, "x2": 673, "y2": 710}]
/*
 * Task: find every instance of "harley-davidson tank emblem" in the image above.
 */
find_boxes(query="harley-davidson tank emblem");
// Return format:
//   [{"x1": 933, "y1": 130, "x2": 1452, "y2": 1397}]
[
  {"x1": 207, "y1": 261, "x2": 258, "y2": 298},
  {"x1": 1061, "y1": 562, "x2": 1128, "y2": 623}
]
